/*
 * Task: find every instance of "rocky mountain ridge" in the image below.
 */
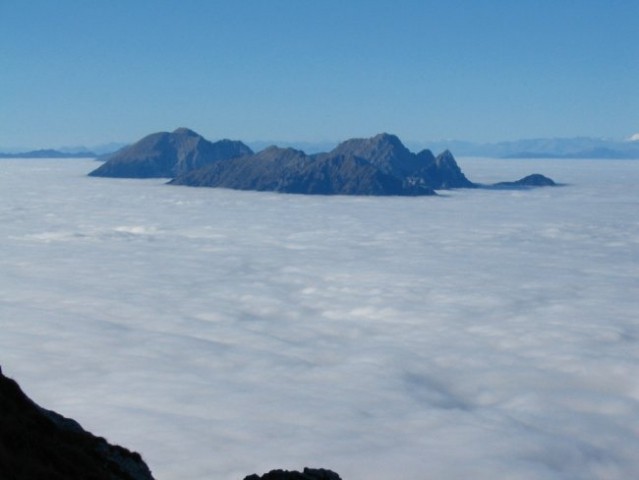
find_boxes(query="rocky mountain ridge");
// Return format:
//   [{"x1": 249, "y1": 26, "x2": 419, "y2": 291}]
[
  {"x1": 89, "y1": 128, "x2": 556, "y2": 195},
  {"x1": 89, "y1": 128, "x2": 253, "y2": 178}
]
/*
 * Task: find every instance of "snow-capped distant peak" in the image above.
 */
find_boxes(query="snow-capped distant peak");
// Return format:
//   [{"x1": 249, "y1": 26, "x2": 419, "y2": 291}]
[{"x1": 628, "y1": 132, "x2": 639, "y2": 142}]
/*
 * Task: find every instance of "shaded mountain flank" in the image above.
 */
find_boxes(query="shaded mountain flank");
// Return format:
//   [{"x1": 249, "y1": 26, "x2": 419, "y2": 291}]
[
  {"x1": 0, "y1": 365, "x2": 154, "y2": 480},
  {"x1": 170, "y1": 133, "x2": 473, "y2": 195},
  {"x1": 88, "y1": 127, "x2": 253, "y2": 178},
  {"x1": 89, "y1": 128, "x2": 557, "y2": 195},
  {"x1": 0, "y1": 365, "x2": 342, "y2": 480}
]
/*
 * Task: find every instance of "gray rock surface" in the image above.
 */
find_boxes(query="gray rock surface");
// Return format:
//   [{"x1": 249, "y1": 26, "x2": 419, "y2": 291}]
[
  {"x1": 88, "y1": 127, "x2": 558, "y2": 195},
  {"x1": 89, "y1": 127, "x2": 252, "y2": 178},
  {"x1": 490, "y1": 173, "x2": 557, "y2": 188},
  {"x1": 170, "y1": 132, "x2": 476, "y2": 195}
]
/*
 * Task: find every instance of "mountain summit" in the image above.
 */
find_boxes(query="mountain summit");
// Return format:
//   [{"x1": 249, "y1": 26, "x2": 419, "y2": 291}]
[
  {"x1": 330, "y1": 133, "x2": 418, "y2": 176},
  {"x1": 169, "y1": 133, "x2": 478, "y2": 195},
  {"x1": 88, "y1": 128, "x2": 252, "y2": 178},
  {"x1": 89, "y1": 128, "x2": 556, "y2": 195}
]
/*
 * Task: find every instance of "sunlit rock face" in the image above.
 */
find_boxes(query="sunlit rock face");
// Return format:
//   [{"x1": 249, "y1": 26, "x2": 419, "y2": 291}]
[
  {"x1": 89, "y1": 127, "x2": 252, "y2": 178},
  {"x1": 0, "y1": 365, "x2": 155, "y2": 480}
]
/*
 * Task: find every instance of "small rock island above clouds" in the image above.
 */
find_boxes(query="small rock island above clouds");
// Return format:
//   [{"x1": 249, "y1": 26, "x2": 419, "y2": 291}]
[{"x1": 89, "y1": 128, "x2": 557, "y2": 195}]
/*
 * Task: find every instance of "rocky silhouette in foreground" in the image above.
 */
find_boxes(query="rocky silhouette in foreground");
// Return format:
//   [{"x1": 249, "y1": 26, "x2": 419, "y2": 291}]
[
  {"x1": 0, "y1": 365, "x2": 155, "y2": 480},
  {"x1": 0, "y1": 365, "x2": 343, "y2": 480},
  {"x1": 244, "y1": 467, "x2": 342, "y2": 480},
  {"x1": 89, "y1": 128, "x2": 558, "y2": 196}
]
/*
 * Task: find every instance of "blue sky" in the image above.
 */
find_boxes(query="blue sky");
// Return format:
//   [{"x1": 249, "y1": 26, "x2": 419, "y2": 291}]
[{"x1": 1, "y1": 0, "x2": 637, "y2": 148}]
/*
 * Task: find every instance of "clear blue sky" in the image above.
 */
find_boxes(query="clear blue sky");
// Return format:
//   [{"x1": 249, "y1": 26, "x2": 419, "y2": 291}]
[{"x1": 1, "y1": 0, "x2": 637, "y2": 148}]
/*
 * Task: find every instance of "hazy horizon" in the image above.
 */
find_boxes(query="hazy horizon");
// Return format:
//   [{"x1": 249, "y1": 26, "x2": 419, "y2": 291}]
[{"x1": 3, "y1": 129, "x2": 639, "y2": 158}]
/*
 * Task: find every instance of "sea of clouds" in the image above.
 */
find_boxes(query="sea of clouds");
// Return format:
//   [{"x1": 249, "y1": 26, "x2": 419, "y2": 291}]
[{"x1": 1, "y1": 157, "x2": 638, "y2": 480}]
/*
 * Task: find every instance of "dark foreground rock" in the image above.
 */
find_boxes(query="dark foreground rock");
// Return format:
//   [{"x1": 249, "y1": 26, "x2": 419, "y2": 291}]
[
  {"x1": 0, "y1": 365, "x2": 155, "y2": 480},
  {"x1": 88, "y1": 127, "x2": 252, "y2": 178},
  {"x1": 244, "y1": 467, "x2": 343, "y2": 480},
  {"x1": 0, "y1": 365, "x2": 343, "y2": 480}
]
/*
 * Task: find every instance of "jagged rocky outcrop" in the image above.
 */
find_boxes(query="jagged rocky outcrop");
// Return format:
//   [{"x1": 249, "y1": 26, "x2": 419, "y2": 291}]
[
  {"x1": 88, "y1": 127, "x2": 252, "y2": 178},
  {"x1": 89, "y1": 128, "x2": 558, "y2": 195},
  {"x1": 170, "y1": 133, "x2": 478, "y2": 195},
  {"x1": 169, "y1": 143, "x2": 436, "y2": 195},
  {"x1": 0, "y1": 365, "x2": 155, "y2": 480},
  {"x1": 243, "y1": 467, "x2": 342, "y2": 480}
]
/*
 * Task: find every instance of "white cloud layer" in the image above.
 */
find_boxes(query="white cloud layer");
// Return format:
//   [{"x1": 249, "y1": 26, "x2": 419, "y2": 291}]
[{"x1": 1, "y1": 158, "x2": 638, "y2": 480}]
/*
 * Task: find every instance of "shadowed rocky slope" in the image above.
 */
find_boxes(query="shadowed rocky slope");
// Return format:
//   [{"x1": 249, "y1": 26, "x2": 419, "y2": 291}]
[
  {"x1": 0, "y1": 365, "x2": 344, "y2": 480},
  {"x1": 0, "y1": 366, "x2": 155, "y2": 480},
  {"x1": 89, "y1": 127, "x2": 252, "y2": 178},
  {"x1": 170, "y1": 133, "x2": 477, "y2": 195},
  {"x1": 169, "y1": 144, "x2": 435, "y2": 195}
]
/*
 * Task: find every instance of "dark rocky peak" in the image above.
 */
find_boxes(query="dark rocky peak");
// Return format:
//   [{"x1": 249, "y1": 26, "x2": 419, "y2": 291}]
[
  {"x1": 415, "y1": 148, "x2": 436, "y2": 164},
  {"x1": 406, "y1": 149, "x2": 475, "y2": 189},
  {"x1": 432, "y1": 150, "x2": 475, "y2": 188},
  {"x1": 330, "y1": 133, "x2": 422, "y2": 177},
  {"x1": 332, "y1": 132, "x2": 411, "y2": 161},
  {"x1": 434, "y1": 149, "x2": 455, "y2": 165}
]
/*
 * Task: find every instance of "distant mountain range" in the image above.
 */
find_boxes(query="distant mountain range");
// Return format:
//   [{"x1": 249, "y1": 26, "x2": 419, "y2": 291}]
[
  {"x1": 419, "y1": 136, "x2": 639, "y2": 159},
  {"x1": 4, "y1": 134, "x2": 638, "y2": 160},
  {"x1": 89, "y1": 128, "x2": 555, "y2": 195},
  {"x1": 0, "y1": 149, "x2": 97, "y2": 159}
]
